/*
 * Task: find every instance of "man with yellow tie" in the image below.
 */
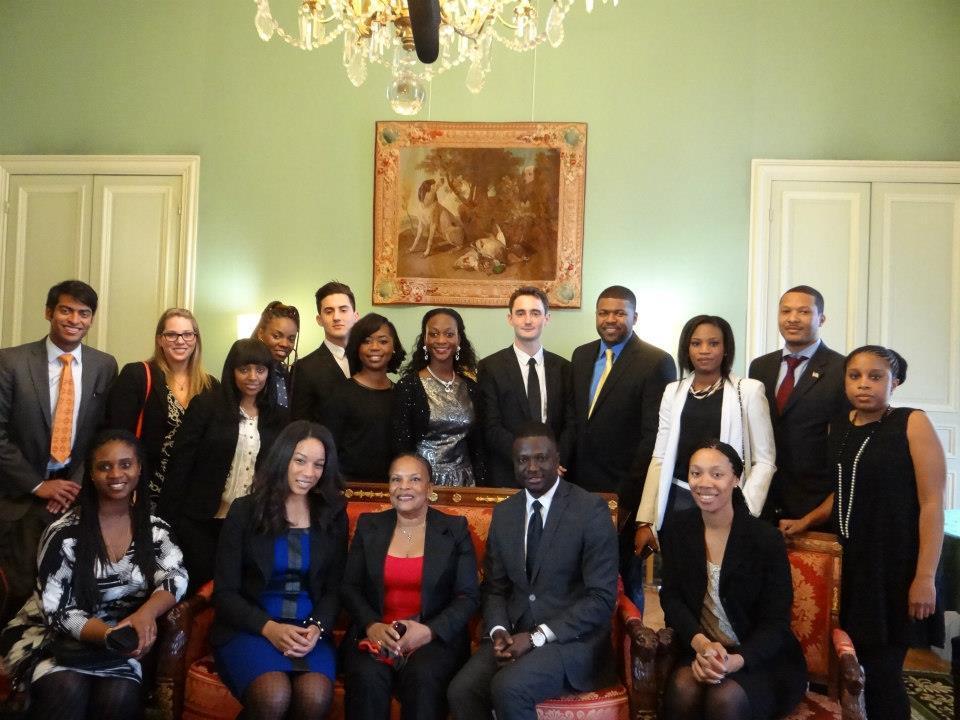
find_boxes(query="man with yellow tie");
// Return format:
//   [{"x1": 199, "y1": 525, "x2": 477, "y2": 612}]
[
  {"x1": 569, "y1": 286, "x2": 675, "y2": 608},
  {"x1": 0, "y1": 280, "x2": 117, "y2": 623}
]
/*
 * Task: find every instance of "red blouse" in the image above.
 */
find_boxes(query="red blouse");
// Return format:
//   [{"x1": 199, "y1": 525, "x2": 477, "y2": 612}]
[{"x1": 382, "y1": 554, "x2": 423, "y2": 623}]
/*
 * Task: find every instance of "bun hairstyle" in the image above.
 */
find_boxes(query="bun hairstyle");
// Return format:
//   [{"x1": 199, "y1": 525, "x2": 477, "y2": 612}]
[
  {"x1": 845, "y1": 345, "x2": 908, "y2": 385},
  {"x1": 689, "y1": 438, "x2": 744, "y2": 478}
]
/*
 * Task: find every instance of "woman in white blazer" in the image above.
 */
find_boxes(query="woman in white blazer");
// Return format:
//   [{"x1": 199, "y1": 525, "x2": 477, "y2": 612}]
[{"x1": 634, "y1": 315, "x2": 776, "y2": 555}]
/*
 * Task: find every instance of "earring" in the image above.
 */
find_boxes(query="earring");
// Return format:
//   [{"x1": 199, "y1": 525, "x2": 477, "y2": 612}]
[
  {"x1": 455, "y1": 346, "x2": 460, "y2": 361},
  {"x1": 130, "y1": 489, "x2": 138, "y2": 506},
  {"x1": 423, "y1": 344, "x2": 429, "y2": 361}
]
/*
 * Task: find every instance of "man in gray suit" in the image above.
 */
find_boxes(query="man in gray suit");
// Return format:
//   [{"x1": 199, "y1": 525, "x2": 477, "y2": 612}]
[
  {"x1": 448, "y1": 423, "x2": 618, "y2": 720},
  {"x1": 0, "y1": 280, "x2": 117, "y2": 622}
]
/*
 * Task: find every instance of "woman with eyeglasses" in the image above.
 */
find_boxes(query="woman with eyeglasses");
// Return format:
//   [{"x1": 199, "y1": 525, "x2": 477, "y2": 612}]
[
  {"x1": 106, "y1": 308, "x2": 216, "y2": 503},
  {"x1": 251, "y1": 301, "x2": 300, "y2": 409}
]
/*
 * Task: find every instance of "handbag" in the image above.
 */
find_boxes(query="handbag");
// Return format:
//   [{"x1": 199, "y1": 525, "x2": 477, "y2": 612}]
[
  {"x1": 50, "y1": 625, "x2": 138, "y2": 672},
  {"x1": 134, "y1": 361, "x2": 152, "y2": 439}
]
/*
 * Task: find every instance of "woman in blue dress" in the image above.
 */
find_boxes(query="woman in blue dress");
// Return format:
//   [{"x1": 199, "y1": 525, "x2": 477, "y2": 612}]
[{"x1": 211, "y1": 420, "x2": 348, "y2": 719}]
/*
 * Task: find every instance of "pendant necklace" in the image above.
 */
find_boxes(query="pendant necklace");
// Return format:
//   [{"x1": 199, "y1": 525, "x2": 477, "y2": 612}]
[
  {"x1": 836, "y1": 406, "x2": 890, "y2": 539},
  {"x1": 426, "y1": 365, "x2": 456, "y2": 393},
  {"x1": 397, "y1": 520, "x2": 425, "y2": 557}
]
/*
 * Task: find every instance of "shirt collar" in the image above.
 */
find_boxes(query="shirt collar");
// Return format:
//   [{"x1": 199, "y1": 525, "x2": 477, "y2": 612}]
[
  {"x1": 512, "y1": 343, "x2": 544, "y2": 366},
  {"x1": 525, "y1": 477, "x2": 560, "y2": 513},
  {"x1": 598, "y1": 334, "x2": 631, "y2": 360},
  {"x1": 782, "y1": 338, "x2": 820, "y2": 360},
  {"x1": 46, "y1": 336, "x2": 82, "y2": 364},
  {"x1": 323, "y1": 338, "x2": 346, "y2": 359}
]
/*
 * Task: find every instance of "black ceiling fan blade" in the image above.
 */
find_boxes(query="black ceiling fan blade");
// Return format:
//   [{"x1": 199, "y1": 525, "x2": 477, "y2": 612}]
[{"x1": 408, "y1": 0, "x2": 441, "y2": 64}]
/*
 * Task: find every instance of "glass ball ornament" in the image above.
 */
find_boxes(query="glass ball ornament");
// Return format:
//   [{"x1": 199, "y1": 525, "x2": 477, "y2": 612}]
[{"x1": 387, "y1": 73, "x2": 426, "y2": 115}]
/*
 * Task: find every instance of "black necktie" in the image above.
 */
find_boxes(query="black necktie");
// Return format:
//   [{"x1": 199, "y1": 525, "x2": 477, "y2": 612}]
[
  {"x1": 526, "y1": 499, "x2": 543, "y2": 579},
  {"x1": 527, "y1": 357, "x2": 542, "y2": 421}
]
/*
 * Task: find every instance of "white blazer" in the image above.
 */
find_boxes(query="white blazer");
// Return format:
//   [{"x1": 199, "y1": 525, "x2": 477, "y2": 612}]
[{"x1": 635, "y1": 374, "x2": 776, "y2": 530}]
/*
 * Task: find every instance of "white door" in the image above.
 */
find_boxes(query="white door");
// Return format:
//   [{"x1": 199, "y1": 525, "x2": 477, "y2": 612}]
[{"x1": 1, "y1": 175, "x2": 94, "y2": 346}]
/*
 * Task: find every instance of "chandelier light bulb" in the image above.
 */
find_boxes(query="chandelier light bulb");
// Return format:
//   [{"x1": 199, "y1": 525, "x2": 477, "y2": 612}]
[{"x1": 387, "y1": 73, "x2": 427, "y2": 115}]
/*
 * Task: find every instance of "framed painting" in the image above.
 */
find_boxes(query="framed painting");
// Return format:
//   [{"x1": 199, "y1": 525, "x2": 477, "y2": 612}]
[{"x1": 372, "y1": 121, "x2": 587, "y2": 308}]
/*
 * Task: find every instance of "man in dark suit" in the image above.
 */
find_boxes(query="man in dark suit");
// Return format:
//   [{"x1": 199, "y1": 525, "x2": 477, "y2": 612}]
[
  {"x1": 290, "y1": 280, "x2": 359, "y2": 423},
  {"x1": 569, "y1": 285, "x2": 676, "y2": 604},
  {"x1": 748, "y1": 284, "x2": 848, "y2": 534},
  {"x1": 0, "y1": 280, "x2": 117, "y2": 622},
  {"x1": 447, "y1": 423, "x2": 618, "y2": 720},
  {"x1": 477, "y1": 286, "x2": 573, "y2": 487}
]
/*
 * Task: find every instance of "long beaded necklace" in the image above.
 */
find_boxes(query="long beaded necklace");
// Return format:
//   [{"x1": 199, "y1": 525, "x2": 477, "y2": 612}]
[
  {"x1": 426, "y1": 365, "x2": 456, "y2": 393},
  {"x1": 836, "y1": 406, "x2": 891, "y2": 539}
]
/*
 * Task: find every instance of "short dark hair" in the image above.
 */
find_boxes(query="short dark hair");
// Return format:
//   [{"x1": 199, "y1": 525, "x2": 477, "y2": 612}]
[
  {"x1": 845, "y1": 345, "x2": 908, "y2": 385},
  {"x1": 513, "y1": 421, "x2": 557, "y2": 446},
  {"x1": 676, "y1": 315, "x2": 735, "y2": 379},
  {"x1": 345, "y1": 313, "x2": 406, "y2": 375},
  {"x1": 597, "y1": 285, "x2": 636, "y2": 309},
  {"x1": 46, "y1": 280, "x2": 99, "y2": 314},
  {"x1": 783, "y1": 285, "x2": 824, "y2": 315},
  {"x1": 388, "y1": 452, "x2": 434, "y2": 484},
  {"x1": 315, "y1": 281, "x2": 356, "y2": 313},
  {"x1": 509, "y1": 286, "x2": 549, "y2": 313},
  {"x1": 690, "y1": 438, "x2": 744, "y2": 479}
]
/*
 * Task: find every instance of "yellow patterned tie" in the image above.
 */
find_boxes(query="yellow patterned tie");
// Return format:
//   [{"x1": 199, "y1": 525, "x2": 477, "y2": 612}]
[
  {"x1": 588, "y1": 348, "x2": 613, "y2": 418},
  {"x1": 50, "y1": 353, "x2": 75, "y2": 464}
]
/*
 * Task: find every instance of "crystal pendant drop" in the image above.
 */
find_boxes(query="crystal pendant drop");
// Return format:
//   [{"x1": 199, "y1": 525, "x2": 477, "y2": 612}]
[
  {"x1": 298, "y1": 3, "x2": 318, "y2": 50},
  {"x1": 347, "y1": 48, "x2": 368, "y2": 86},
  {"x1": 466, "y1": 60, "x2": 486, "y2": 94},
  {"x1": 255, "y1": 9, "x2": 276, "y2": 41},
  {"x1": 387, "y1": 73, "x2": 426, "y2": 115},
  {"x1": 545, "y1": 5, "x2": 565, "y2": 47}
]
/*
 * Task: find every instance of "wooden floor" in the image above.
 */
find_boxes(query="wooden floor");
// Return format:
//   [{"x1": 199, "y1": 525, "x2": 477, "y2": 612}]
[{"x1": 642, "y1": 587, "x2": 950, "y2": 673}]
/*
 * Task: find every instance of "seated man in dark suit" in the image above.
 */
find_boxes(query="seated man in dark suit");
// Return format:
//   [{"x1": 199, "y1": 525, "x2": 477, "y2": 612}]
[
  {"x1": 290, "y1": 280, "x2": 359, "y2": 423},
  {"x1": 748, "y1": 284, "x2": 848, "y2": 534},
  {"x1": 447, "y1": 422, "x2": 619, "y2": 720},
  {"x1": 0, "y1": 280, "x2": 117, "y2": 623},
  {"x1": 477, "y1": 286, "x2": 573, "y2": 487}
]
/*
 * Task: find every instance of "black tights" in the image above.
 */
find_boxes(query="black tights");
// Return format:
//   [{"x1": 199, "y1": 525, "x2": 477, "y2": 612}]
[
  {"x1": 858, "y1": 643, "x2": 910, "y2": 720},
  {"x1": 30, "y1": 670, "x2": 141, "y2": 720},
  {"x1": 663, "y1": 666, "x2": 751, "y2": 720},
  {"x1": 241, "y1": 671, "x2": 333, "y2": 720}
]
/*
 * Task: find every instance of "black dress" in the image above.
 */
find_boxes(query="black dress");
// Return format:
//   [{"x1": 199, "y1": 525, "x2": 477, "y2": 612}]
[
  {"x1": 324, "y1": 379, "x2": 395, "y2": 482},
  {"x1": 831, "y1": 406, "x2": 944, "y2": 649}
]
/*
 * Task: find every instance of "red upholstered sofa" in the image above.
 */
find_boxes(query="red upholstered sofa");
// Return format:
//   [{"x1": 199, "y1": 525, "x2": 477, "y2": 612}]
[
  {"x1": 153, "y1": 483, "x2": 658, "y2": 720},
  {"x1": 637, "y1": 531, "x2": 867, "y2": 720}
]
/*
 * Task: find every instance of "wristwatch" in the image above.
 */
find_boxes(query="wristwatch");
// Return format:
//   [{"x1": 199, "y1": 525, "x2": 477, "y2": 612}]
[{"x1": 530, "y1": 627, "x2": 547, "y2": 648}]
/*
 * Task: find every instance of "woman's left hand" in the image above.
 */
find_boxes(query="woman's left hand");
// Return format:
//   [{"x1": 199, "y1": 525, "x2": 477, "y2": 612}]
[
  {"x1": 114, "y1": 610, "x2": 157, "y2": 658},
  {"x1": 285, "y1": 625, "x2": 320, "y2": 658},
  {"x1": 397, "y1": 620, "x2": 433, "y2": 654},
  {"x1": 908, "y1": 575, "x2": 937, "y2": 620}
]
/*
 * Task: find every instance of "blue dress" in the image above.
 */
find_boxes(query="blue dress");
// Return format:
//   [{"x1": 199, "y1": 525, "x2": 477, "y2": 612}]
[{"x1": 214, "y1": 529, "x2": 336, "y2": 699}]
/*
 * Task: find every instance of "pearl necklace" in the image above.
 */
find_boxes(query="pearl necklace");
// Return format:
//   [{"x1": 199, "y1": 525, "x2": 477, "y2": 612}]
[
  {"x1": 426, "y1": 365, "x2": 456, "y2": 393},
  {"x1": 689, "y1": 376, "x2": 723, "y2": 400},
  {"x1": 836, "y1": 407, "x2": 890, "y2": 539}
]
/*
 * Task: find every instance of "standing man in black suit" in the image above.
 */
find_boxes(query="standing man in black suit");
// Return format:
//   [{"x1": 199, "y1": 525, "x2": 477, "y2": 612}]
[
  {"x1": 748, "y1": 284, "x2": 848, "y2": 534},
  {"x1": 447, "y1": 423, "x2": 618, "y2": 720},
  {"x1": 290, "y1": 280, "x2": 359, "y2": 423},
  {"x1": 477, "y1": 286, "x2": 573, "y2": 487},
  {"x1": 0, "y1": 280, "x2": 117, "y2": 622},
  {"x1": 570, "y1": 285, "x2": 676, "y2": 605}
]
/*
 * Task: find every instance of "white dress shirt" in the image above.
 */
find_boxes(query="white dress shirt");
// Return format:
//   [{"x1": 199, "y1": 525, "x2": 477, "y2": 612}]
[
  {"x1": 512, "y1": 344, "x2": 547, "y2": 422},
  {"x1": 324, "y1": 339, "x2": 350, "y2": 378},
  {"x1": 46, "y1": 337, "x2": 82, "y2": 472}
]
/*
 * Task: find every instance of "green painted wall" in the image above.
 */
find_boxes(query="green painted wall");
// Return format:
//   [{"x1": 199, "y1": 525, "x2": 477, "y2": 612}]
[{"x1": 2, "y1": 0, "x2": 959, "y2": 372}]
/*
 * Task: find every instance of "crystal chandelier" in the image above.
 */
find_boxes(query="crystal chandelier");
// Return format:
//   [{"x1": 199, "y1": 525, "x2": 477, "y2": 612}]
[{"x1": 253, "y1": 0, "x2": 618, "y2": 115}]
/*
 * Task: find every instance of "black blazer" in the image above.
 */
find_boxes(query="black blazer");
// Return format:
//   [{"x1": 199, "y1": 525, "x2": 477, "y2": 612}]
[
  {"x1": 340, "y1": 507, "x2": 479, "y2": 657},
  {"x1": 159, "y1": 388, "x2": 286, "y2": 522},
  {"x1": 477, "y1": 347, "x2": 574, "y2": 487},
  {"x1": 482, "y1": 480, "x2": 619, "y2": 692},
  {"x1": 391, "y1": 372, "x2": 486, "y2": 485},
  {"x1": 105, "y1": 361, "x2": 218, "y2": 494},
  {"x1": 659, "y1": 501, "x2": 806, "y2": 679},
  {"x1": 290, "y1": 344, "x2": 348, "y2": 423},
  {"x1": 211, "y1": 494, "x2": 348, "y2": 647},
  {"x1": 748, "y1": 342, "x2": 848, "y2": 518},
  {"x1": 569, "y1": 334, "x2": 676, "y2": 513}
]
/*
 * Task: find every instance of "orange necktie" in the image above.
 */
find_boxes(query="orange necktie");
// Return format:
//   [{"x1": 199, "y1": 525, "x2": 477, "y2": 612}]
[{"x1": 50, "y1": 353, "x2": 75, "y2": 464}]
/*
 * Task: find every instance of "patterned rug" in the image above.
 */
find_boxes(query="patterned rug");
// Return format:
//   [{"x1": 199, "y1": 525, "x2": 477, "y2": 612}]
[{"x1": 905, "y1": 670, "x2": 953, "y2": 720}]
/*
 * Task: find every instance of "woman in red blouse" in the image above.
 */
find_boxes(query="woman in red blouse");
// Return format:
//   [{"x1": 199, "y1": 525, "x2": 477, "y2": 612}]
[{"x1": 341, "y1": 453, "x2": 479, "y2": 720}]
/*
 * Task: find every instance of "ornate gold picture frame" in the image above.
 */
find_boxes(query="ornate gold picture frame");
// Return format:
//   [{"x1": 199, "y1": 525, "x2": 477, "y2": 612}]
[{"x1": 372, "y1": 121, "x2": 587, "y2": 308}]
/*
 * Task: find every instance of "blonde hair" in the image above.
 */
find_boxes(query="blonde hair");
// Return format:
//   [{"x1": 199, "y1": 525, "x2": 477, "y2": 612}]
[{"x1": 150, "y1": 308, "x2": 213, "y2": 401}]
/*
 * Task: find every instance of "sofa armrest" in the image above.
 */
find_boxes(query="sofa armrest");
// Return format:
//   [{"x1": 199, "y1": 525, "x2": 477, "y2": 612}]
[
  {"x1": 624, "y1": 619, "x2": 659, "y2": 717},
  {"x1": 831, "y1": 628, "x2": 866, "y2": 720},
  {"x1": 154, "y1": 582, "x2": 215, "y2": 720}
]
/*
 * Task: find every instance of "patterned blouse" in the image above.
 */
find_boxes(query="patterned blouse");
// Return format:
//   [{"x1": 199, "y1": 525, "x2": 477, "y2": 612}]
[{"x1": 0, "y1": 511, "x2": 188, "y2": 689}]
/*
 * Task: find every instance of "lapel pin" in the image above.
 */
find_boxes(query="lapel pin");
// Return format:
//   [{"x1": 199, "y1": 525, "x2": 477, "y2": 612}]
[{"x1": 811, "y1": 371, "x2": 821, "y2": 380}]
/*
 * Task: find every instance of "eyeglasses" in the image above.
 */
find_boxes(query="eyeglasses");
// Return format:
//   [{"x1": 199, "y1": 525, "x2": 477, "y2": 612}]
[{"x1": 160, "y1": 331, "x2": 198, "y2": 343}]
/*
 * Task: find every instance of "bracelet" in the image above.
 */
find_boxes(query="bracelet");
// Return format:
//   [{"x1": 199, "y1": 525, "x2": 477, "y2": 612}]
[{"x1": 302, "y1": 617, "x2": 326, "y2": 635}]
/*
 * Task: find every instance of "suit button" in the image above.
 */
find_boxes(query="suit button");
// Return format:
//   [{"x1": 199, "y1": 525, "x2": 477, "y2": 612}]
[{"x1": 529, "y1": 594, "x2": 536, "y2": 603}]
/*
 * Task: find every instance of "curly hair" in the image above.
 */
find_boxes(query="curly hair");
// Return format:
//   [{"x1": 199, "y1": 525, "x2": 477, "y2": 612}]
[
  {"x1": 249, "y1": 421, "x2": 345, "y2": 536},
  {"x1": 345, "y1": 313, "x2": 407, "y2": 375},
  {"x1": 251, "y1": 300, "x2": 300, "y2": 367},
  {"x1": 74, "y1": 429, "x2": 157, "y2": 613},
  {"x1": 402, "y1": 307, "x2": 477, "y2": 377}
]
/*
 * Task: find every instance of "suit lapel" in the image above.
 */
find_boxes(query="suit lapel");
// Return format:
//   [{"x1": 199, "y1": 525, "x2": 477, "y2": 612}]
[
  {"x1": 530, "y1": 480, "x2": 567, "y2": 583},
  {"x1": 365, "y1": 511, "x2": 394, "y2": 600},
  {"x1": 252, "y1": 531, "x2": 276, "y2": 583},
  {"x1": 421, "y1": 510, "x2": 453, "y2": 611},
  {"x1": 77, "y1": 349, "x2": 100, "y2": 425},
  {"x1": 589, "y1": 335, "x2": 638, "y2": 418},
  {"x1": 782, "y1": 344, "x2": 831, "y2": 416},
  {"x1": 502, "y1": 492, "x2": 529, "y2": 584},
  {"x1": 502, "y1": 349, "x2": 532, "y2": 420},
  {"x1": 756, "y1": 354, "x2": 780, "y2": 412},
  {"x1": 543, "y1": 353, "x2": 562, "y2": 426},
  {"x1": 29, "y1": 340, "x2": 52, "y2": 429},
  {"x1": 575, "y1": 340, "x2": 601, "y2": 410},
  {"x1": 719, "y1": 507, "x2": 751, "y2": 592}
]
